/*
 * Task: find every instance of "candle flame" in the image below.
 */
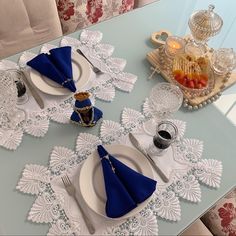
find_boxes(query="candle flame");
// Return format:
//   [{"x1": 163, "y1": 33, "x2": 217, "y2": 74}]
[{"x1": 170, "y1": 41, "x2": 181, "y2": 49}]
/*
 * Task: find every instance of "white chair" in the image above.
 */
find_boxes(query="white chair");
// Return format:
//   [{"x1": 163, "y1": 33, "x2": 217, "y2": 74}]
[
  {"x1": 0, "y1": 0, "x2": 62, "y2": 59},
  {"x1": 0, "y1": 0, "x2": 157, "y2": 59},
  {"x1": 180, "y1": 219, "x2": 213, "y2": 236},
  {"x1": 134, "y1": 0, "x2": 158, "y2": 8}
]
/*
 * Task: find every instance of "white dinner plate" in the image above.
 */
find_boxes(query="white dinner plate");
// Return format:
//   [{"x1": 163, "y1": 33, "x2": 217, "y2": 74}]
[
  {"x1": 79, "y1": 144, "x2": 155, "y2": 220},
  {"x1": 30, "y1": 52, "x2": 91, "y2": 95}
]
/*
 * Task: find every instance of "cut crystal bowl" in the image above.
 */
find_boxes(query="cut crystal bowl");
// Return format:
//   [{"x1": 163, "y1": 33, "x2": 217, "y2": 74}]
[{"x1": 149, "y1": 82, "x2": 183, "y2": 119}]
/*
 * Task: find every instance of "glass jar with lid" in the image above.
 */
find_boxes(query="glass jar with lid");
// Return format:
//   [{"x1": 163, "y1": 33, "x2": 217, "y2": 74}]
[
  {"x1": 185, "y1": 5, "x2": 223, "y2": 57},
  {"x1": 211, "y1": 48, "x2": 236, "y2": 75}
]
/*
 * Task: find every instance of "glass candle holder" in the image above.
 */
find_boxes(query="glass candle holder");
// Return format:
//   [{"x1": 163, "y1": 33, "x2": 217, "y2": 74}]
[
  {"x1": 165, "y1": 36, "x2": 186, "y2": 58},
  {"x1": 211, "y1": 48, "x2": 236, "y2": 75}
]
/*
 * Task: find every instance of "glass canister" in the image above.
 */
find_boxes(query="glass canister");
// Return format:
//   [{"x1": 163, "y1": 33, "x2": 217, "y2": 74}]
[
  {"x1": 185, "y1": 5, "x2": 223, "y2": 57},
  {"x1": 211, "y1": 48, "x2": 236, "y2": 75}
]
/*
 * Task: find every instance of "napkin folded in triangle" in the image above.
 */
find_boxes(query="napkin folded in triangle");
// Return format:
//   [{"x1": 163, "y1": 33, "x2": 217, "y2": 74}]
[
  {"x1": 97, "y1": 145, "x2": 157, "y2": 218},
  {"x1": 27, "y1": 46, "x2": 76, "y2": 92}
]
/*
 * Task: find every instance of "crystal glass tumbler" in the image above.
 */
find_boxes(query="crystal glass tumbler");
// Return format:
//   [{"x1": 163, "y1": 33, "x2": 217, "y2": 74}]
[
  {"x1": 12, "y1": 70, "x2": 28, "y2": 105},
  {"x1": 211, "y1": 48, "x2": 236, "y2": 75},
  {"x1": 0, "y1": 70, "x2": 26, "y2": 130},
  {"x1": 149, "y1": 120, "x2": 178, "y2": 156},
  {"x1": 148, "y1": 83, "x2": 183, "y2": 121}
]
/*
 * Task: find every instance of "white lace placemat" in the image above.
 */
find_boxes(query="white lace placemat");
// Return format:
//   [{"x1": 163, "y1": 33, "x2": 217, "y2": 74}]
[
  {"x1": 0, "y1": 30, "x2": 137, "y2": 150},
  {"x1": 16, "y1": 98, "x2": 223, "y2": 235}
]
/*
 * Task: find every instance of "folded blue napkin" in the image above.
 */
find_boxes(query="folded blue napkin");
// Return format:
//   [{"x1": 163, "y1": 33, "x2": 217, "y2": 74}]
[
  {"x1": 97, "y1": 145, "x2": 157, "y2": 218},
  {"x1": 49, "y1": 47, "x2": 73, "y2": 79},
  {"x1": 27, "y1": 46, "x2": 76, "y2": 92}
]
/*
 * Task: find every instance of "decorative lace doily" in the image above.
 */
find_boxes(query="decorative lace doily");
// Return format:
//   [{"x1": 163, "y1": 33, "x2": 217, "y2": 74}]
[
  {"x1": 16, "y1": 98, "x2": 223, "y2": 235},
  {"x1": 0, "y1": 30, "x2": 137, "y2": 150}
]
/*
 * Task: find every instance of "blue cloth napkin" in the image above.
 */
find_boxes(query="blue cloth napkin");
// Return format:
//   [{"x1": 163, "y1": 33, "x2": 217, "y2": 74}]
[
  {"x1": 97, "y1": 145, "x2": 157, "y2": 218},
  {"x1": 49, "y1": 46, "x2": 73, "y2": 79},
  {"x1": 27, "y1": 46, "x2": 76, "y2": 92}
]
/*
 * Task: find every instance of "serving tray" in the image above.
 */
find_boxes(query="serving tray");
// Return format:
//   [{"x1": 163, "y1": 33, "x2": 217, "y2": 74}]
[{"x1": 146, "y1": 47, "x2": 236, "y2": 109}]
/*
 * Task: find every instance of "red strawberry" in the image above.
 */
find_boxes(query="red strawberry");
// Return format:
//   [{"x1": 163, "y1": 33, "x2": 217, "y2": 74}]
[
  {"x1": 196, "y1": 83, "x2": 203, "y2": 89},
  {"x1": 193, "y1": 79, "x2": 198, "y2": 87},
  {"x1": 199, "y1": 79, "x2": 207, "y2": 87},
  {"x1": 182, "y1": 77, "x2": 188, "y2": 87},
  {"x1": 187, "y1": 80, "x2": 195, "y2": 88}
]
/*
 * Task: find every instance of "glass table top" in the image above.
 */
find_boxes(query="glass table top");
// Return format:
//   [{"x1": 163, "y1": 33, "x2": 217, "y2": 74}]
[{"x1": 0, "y1": 0, "x2": 235, "y2": 235}]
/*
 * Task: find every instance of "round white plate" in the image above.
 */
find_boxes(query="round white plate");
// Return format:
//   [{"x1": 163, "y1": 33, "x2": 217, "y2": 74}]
[
  {"x1": 79, "y1": 144, "x2": 155, "y2": 220},
  {"x1": 30, "y1": 52, "x2": 91, "y2": 95}
]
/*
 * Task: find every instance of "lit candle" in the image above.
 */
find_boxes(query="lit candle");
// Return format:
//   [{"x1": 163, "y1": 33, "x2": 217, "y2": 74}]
[{"x1": 165, "y1": 36, "x2": 186, "y2": 57}]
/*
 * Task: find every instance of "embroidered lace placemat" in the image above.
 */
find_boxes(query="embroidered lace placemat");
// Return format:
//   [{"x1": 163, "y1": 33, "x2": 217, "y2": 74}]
[
  {"x1": 0, "y1": 30, "x2": 137, "y2": 150},
  {"x1": 16, "y1": 98, "x2": 222, "y2": 235}
]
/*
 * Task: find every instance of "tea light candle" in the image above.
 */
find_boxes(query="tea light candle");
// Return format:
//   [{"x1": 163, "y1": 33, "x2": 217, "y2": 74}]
[{"x1": 165, "y1": 36, "x2": 186, "y2": 57}]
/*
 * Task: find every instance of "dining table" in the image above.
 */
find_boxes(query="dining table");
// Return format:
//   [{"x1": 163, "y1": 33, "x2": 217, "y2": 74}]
[{"x1": 0, "y1": 0, "x2": 236, "y2": 235}]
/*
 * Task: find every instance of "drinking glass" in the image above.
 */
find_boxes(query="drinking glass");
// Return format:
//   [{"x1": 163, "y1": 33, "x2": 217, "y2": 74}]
[
  {"x1": 148, "y1": 83, "x2": 183, "y2": 121},
  {"x1": 149, "y1": 121, "x2": 178, "y2": 156},
  {"x1": 0, "y1": 70, "x2": 26, "y2": 130},
  {"x1": 211, "y1": 48, "x2": 236, "y2": 75},
  {"x1": 13, "y1": 70, "x2": 28, "y2": 104}
]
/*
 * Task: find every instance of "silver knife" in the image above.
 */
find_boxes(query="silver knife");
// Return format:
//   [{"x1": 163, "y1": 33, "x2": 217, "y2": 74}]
[
  {"x1": 20, "y1": 68, "x2": 45, "y2": 109},
  {"x1": 129, "y1": 133, "x2": 169, "y2": 183}
]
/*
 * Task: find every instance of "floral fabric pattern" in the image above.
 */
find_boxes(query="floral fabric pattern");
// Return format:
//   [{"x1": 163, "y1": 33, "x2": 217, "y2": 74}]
[
  {"x1": 201, "y1": 188, "x2": 236, "y2": 236},
  {"x1": 57, "y1": 0, "x2": 75, "y2": 21},
  {"x1": 56, "y1": 0, "x2": 134, "y2": 34},
  {"x1": 218, "y1": 203, "x2": 236, "y2": 236},
  {"x1": 86, "y1": 0, "x2": 103, "y2": 24},
  {"x1": 119, "y1": 0, "x2": 134, "y2": 13}
]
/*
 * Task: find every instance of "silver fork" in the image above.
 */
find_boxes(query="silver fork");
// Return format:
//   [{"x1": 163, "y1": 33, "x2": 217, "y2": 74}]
[
  {"x1": 61, "y1": 175, "x2": 95, "y2": 234},
  {"x1": 77, "y1": 49, "x2": 103, "y2": 74}
]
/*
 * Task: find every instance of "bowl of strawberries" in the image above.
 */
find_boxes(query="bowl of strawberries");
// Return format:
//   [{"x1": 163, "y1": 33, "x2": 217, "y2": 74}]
[{"x1": 172, "y1": 54, "x2": 214, "y2": 98}]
